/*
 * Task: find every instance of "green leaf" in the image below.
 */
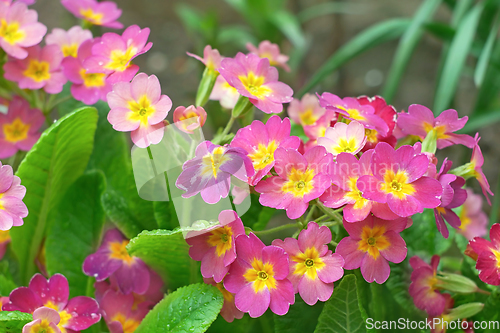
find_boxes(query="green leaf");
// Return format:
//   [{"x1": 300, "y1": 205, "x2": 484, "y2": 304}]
[
  {"x1": 0, "y1": 311, "x2": 33, "y2": 333},
  {"x1": 10, "y1": 107, "x2": 98, "y2": 284},
  {"x1": 314, "y1": 274, "x2": 366, "y2": 333},
  {"x1": 298, "y1": 2, "x2": 363, "y2": 22},
  {"x1": 433, "y1": 4, "x2": 483, "y2": 113},
  {"x1": 424, "y1": 22, "x2": 455, "y2": 41},
  {"x1": 299, "y1": 19, "x2": 411, "y2": 97},
  {"x1": 153, "y1": 200, "x2": 180, "y2": 230},
  {"x1": 459, "y1": 109, "x2": 500, "y2": 133},
  {"x1": 275, "y1": 297, "x2": 324, "y2": 333},
  {"x1": 290, "y1": 122, "x2": 309, "y2": 143},
  {"x1": 240, "y1": 194, "x2": 278, "y2": 231},
  {"x1": 0, "y1": 274, "x2": 17, "y2": 296},
  {"x1": 135, "y1": 283, "x2": 223, "y2": 333},
  {"x1": 45, "y1": 171, "x2": 106, "y2": 298},
  {"x1": 474, "y1": 14, "x2": 500, "y2": 86},
  {"x1": 382, "y1": 0, "x2": 441, "y2": 102},
  {"x1": 269, "y1": 10, "x2": 306, "y2": 49},
  {"x1": 127, "y1": 229, "x2": 201, "y2": 291}
]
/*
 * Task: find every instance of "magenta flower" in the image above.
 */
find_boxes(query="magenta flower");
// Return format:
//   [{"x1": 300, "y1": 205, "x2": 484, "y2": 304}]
[
  {"x1": 335, "y1": 215, "x2": 408, "y2": 283},
  {"x1": 230, "y1": 115, "x2": 300, "y2": 185},
  {"x1": 246, "y1": 40, "x2": 290, "y2": 72},
  {"x1": 0, "y1": 161, "x2": 28, "y2": 230},
  {"x1": 357, "y1": 95, "x2": 397, "y2": 151},
  {"x1": 62, "y1": 39, "x2": 111, "y2": 105},
  {"x1": 224, "y1": 233, "x2": 294, "y2": 317},
  {"x1": 22, "y1": 307, "x2": 61, "y2": 333},
  {"x1": 99, "y1": 289, "x2": 149, "y2": 333},
  {"x1": 83, "y1": 228, "x2": 151, "y2": 295},
  {"x1": 176, "y1": 141, "x2": 254, "y2": 204},
  {"x1": 186, "y1": 210, "x2": 245, "y2": 283},
  {"x1": 0, "y1": 296, "x2": 8, "y2": 311},
  {"x1": 210, "y1": 75, "x2": 240, "y2": 109},
  {"x1": 187, "y1": 45, "x2": 222, "y2": 72},
  {"x1": 0, "y1": 96, "x2": 44, "y2": 158},
  {"x1": 0, "y1": 1, "x2": 46, "y2": 59},
  {"x1": 107, "y1": 73, "x2": 171, "y2": 148},
  {"x1": 84, "y1": 25, "x2": 152, "y2": 83},
  {"x1": 409, "y1": 255, "x2": 448, "y2": 316},
  {"x1": 288, "y1": 93, "x2": 326, "y2": 127},
  {"x1": 3, "y1": 45, "x2": 67, "y2": 93},
  {"x1": 458, "y1": 188, "x2": 488, "y2": 240},
  {"x1": 433, "y1": 159, "x2": 467, "y2": 239},
  {"x1": 204, "y1": 277, "x2": 243, "y2": 323},
  {"x1": 3, "y1": 274, "x2": 101, "y2": 332},
  {"x1": 317, "y1": 120, "x2": 366, "y2": 157},
  {"x1": 468, "y1": 223, "x2": 500, "y2": 285},
  {"x1": 255, "y1": 146, "x2": 332, "y2": 219},
  {"x1": 173, "y1": 105, "x2": 207, "y2": 134},
  {"x1": 397, "y1": 104, "x2": 475, "y2": 149},
  {"x1": 357, "y1": 142, "x2": 443, "y2": 217},
  {"x1": 218, "y1": 52, "x2": 293, "y2": 114},
  {"x1": 318, "y1": 92, "x2": 389, "y2": 136},
  {"x1": 45, "y1": 26, "x2": 92, "y2": 58},
  {"x1": 61, "y1": 0, "x2": 123, "y2": 29},
  {"x1": 272, "y1": 222, "x2": 344, "y2": 305},
  {"x1": 303, "y1": 109, "x2": 337, "y2": 141}
]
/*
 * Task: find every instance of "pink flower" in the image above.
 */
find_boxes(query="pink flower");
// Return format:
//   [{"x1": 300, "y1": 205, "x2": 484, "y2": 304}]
[
  {"x1": 99, "y1": 289, "x2": 149, "y2": 333},
  {"x1": 1, "y1": 0, "x2": 36, "y2": 5},
  {"x1": 255, "y1": 146, "x2": 332, "y2": 219},
  {"x1": 357, "y1": 95, "x2": 397, "y2": 151},
  {"x1": 0, "y1": 1, "x2": 46, "y2": 59},
  {"x1": 0, "y1": 96, "x2": 44, "y2": 158},
  {"x1": 409, "y1": 255, "x2": 448, "y2": 316},
  {"x1": 175, "y1": 141, "x2": 254, "y2": 204},
  {"x1": 186, "y1": 210, "x2": 245, "y2": 283},
  {"x1": 397, "y1": 104, "x2": 475, "y2": 149},
  {"x1": 83, "y1": 229, "x2": 151, "y2": 295},
  {"x1": 84, "y1": 25, "x2": 152, "y2": 83},
  {"x1": 22, "y1": 307, "x2": 61, "y2": 333},
  {"x1": 303, "y1": 109, "x2": 337, "y2": 141},
  {"x1": 0, "y1": 161, "x2": 28, "y2": 230},
  {"x1": 272, "y1": 222, "x2": 344, "y2": 305},
  {"x1": 107, "y1": 73, "x2": 171, "y2": 148},
  {"x1": 357, "y1": 142, "x2": 443, "y2": 217},
  {"x1": 458, "y1": 189, "x2": 488, "y2": 240},
  {"x1": 3, "y1": 45, "x2": 67, "y2": 93},
  {"x1": 426, "y1": 294, "x2": 454, "y2": 333},
  {"x1": 45, "y1": 26, "x2": 92, "y2": 58},
  {"x1": 209, "y1": 75, "x2": 240, "y2": 109},
  {"x1": 317, "y1": 120, "x2": 366, "y2": 157},
  {"x1": 224, "y1": 233, "x2": 294, "y2": 317},
  {"x1": 62, "y1": 39, "x2": 112, "y2": 105},
  {"x1": 287, "y1": 93, "x2": 326, "y2": 127},
  {"x1": 231, "y1": 185, "x2": 249, "y2": 205},
  {"x1": 468, "y1": 223, "x2": 500, "y2": 285},
  {"x1": 463, "y1": 134, "x2": 493, "y2": 205},
  {"x1": 433, "y1": 159, "x2": 467, "y2": 239},
  {"x1": 318, "y1": 92, "x2": 389, "y2": 136},
  {"x1": 246, "y1": 40, "x2": 290, "y2": 72},
  {"x1": 230, "y1": 115, "x2": 300, "y2": 185},
  {"x1": 61, "y1": 0, "x2": 123, "y2": 29},
  {"x1": 0, "y1": 230, "x2": 10, "y2": 259},
  {"x1": 335, "y1": 216, "x2": 407, "y2": 283},
  {"x1": 187, "y1": 45, "x2": 222, "y2": 72},
  {"x1": 172, "y1": 105, "x2": 207, "y2": 134},
  {"x1": 204, "y1": 278, "x2": 243, "y2": 323},
  {"x1": 218, "y1": 52, "x2": 293, "y2": 114},
  {"x1": 3, "y1": 274, "x2": 101, "y2": 332}
]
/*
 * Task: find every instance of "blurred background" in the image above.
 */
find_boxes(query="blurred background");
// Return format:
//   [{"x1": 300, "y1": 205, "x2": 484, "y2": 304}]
[{"x1": 33, "y1": 0, "x2": 500, "y2": 220}]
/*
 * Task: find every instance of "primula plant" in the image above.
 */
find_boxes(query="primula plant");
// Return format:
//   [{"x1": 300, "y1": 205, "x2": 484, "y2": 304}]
[{"x1": 0, "y1": 1, "x2": 499, "y2": 333}]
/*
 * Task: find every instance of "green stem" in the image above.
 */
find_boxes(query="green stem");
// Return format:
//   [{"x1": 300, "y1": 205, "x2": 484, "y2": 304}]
[
  {"x1": 313, "y1": 214, "x2": 329, "y2": 223},
  {"x1": 215, "y1": 116, "x2": 236, "y2": 144},
  {"x1": 253, "y1": 222, "x2": 301, "y2": 235},
  {"x1": 315, "y1": 200, "x2": 343, "y2": 223},
  {"x1": 305, "y1": 205, "x2": 317, "y2": 222},
  {"x1": 475, "y1": 288, "x2": 491, "y2": 296}
]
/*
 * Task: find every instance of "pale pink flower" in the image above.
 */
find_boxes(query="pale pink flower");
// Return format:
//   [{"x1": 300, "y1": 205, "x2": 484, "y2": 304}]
[
  {"x1": 61, "y1": 0, "x2": 123, "y2": 29},
  {"x1": 317, "y1": 120, "x2": 366, "y2": 157},
  {"x1": 246, "y1": 40, "x2": 290, "y2": 72},
  {"x1": 45, "y1": 26, "x2": 92, "y2": 58}
]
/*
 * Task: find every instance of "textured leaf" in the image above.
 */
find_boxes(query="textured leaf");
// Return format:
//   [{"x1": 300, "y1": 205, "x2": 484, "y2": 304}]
[
  {"x1": 127, "y1": 229, "x2": 202, "y2": 291},
  {"x1": 135, "y1": 283, "x2": 223, "y2": 333},
  {"x1": 0, "y1": 311, "x2": 33, "y2": 333},
  {"x1": 314, "y1": 275, "x2": 366, "y2": 333},
  {"x1": 45, "y1": 171, "x2": 106, "y2": 298},
  {"x1": 10, "y1": 107, "x2": 98, "y2": 284},
  {"x1": 153, "y1": 200, "x2": 180, "y2": 230},
  {"x1": 275, "y1": 297, "x2": 324, "y2": 333}
]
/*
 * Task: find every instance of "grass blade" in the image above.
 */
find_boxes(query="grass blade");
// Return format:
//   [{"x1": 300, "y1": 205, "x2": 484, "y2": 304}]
[{"x1": 474, "y1": 13, "x2": 500, "y2": 86}]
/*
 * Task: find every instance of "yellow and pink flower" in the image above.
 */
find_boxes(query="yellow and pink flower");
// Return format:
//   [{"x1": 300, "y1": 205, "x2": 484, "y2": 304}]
[
  {"x1": 99, "y1": 289, "x2": 149, "y2": 333},
  {"x1": 187, "y1": 45, "x2": 222, "y2": 73},
  {"x1": 210, "y1": 75, "x2": 240, "y2": 109},
  {"x1": 357, "y1": 95, "x2": 397, "y2": 151},
  {"x1": 272, "y1": 222, "x2": 344, "y2": 305},
  {"x1": 287, "y1": 93, "x2": 326, "y2": 127},
  {"x1": 22, "y1": 307, "x2": 61, "y2": 333},
  {"x1": 173, "y1": 105, "x2": 207, "y2": 134},
  {"x1": 45, "y1": 26, "x2": 92, "y2": 58},
  {"x1": 0, "y1": 161, "x2": 28, "y2": 230},
  {"x1": 468, "y1": 223, "x2": 500, "y2": 286},
  {"x1": 457, "y1": 188, "x2": 488, "y2": 240},
  {"x1": 61, "y1": 0, "x2": 123, "y2": 29},
  {"x1": 317, "y1": 120, "x2": 366, "y2": 157},
  {"x1": 246, "y1": 40, "x2": 290, "y2": 72},
  {"x1": 0, "y1": 230, "x2": 10, "y2": 260}
]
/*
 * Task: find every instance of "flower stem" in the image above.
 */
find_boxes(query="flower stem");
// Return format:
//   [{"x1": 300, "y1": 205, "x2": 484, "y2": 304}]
[
  {"x1": 305, "y1": 205, "x2": 317, "y2": 223},
  {"x1": 476, "y1": 288, "x2": 491, "y2": 296},
  {"x1": 315, "y1": 200, "x2": 343, "y2": 223},
  {"x1": 215, "y1": 116, "x2": 236, "y2": 144},
  {"x1": 253, "y1": 222, "x2": 302, "y2": 236}
]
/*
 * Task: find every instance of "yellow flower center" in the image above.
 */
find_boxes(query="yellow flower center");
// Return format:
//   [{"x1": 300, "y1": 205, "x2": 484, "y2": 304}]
[
  {"x1": 292, "y1": 247, "x2": 325, "y2": 280},
  {"x1": 207, "y1": 225, "x2": 233, "y2": 257},
  {"x1": 215, "y1": 282, "x2": 234, "y2": 302},
  {"x1": 493, "y1": 249, "x2": 500, "y2": 269},
  {"x1": 0, "y1": 230, "x2": 10, "y2": 243},
  {"x1": 365, "y1": 128, "x2": 378, "y2": 143},
  {"x1": 178, "y1": 111, "x2": 199, "y2": 122},
  {"x1": 0, "y1": 19, "x2": 25, "y2": 45},
  {"x1": 299, "y1": 109, "x2": 317, "y2": 125},
  {"x1": 79, "y1": 69, "x2": 106, "y2": 88},
  {"x1": 248, "y1": 141, "x2": 278, "y2": 171},
  {"x1": 281, "y1": 168, "x2": 315, "y2": 198},
  {"x1": 29, "y1": 319, "x2": 57, "y2": 333},
  {"x1": 23, "y1": 60, "x2": 51, "y2": 82},
  {"x1": 3, "y1": 118, "x2": 30, "y2": 143},
  {"x1": 201, "y1": 147, "x2": 229, "y2": 179},
  {"x1": 336, "y1": 106, "x2": 365, "y2": 121},
  {"x1": 109, "y1": 240, "x2": 133, "y2": 264},
  {"x1": 105, "y1": 47, "x2": 137, "y2": 72},
  {"x1": 423, "y1": 122, "x2": 449, "y2": 140},
  {"x1": 243, "y1": 258, "x2": 277, "y2": 292},
  {"x1": 111, "y1": 313, "x2": 140, "y2": 333},
  {"x1": 458, "y1": 206, "x2": 470, "y2": 230},
  {"x1": 380, "y1": 170, "x2": 415, "y2": 199},
  {"x1": 345, "y1": 177, "x2": 368, "y2": 209},
  {"x1": 238, "y1": 72, "x2": 271, "y2": 99},
  {"x1": 58, "y1": 311, "x2": 72, "y2": 328},
  {"x1": 127, "y1": 95, "x2": 155, "y2": 125},
  {"x1": 62, "y1": 44, "x2": 79, "y2": 58},
  {"x1": 357, "y1": 225, "x2": 390, "y2": 259},
  {"x1": 79, "y1": 8, "x2": 104, "y2": 25},
  {"x1": 333, "y1": 138, "x2": 358, "y2": 154}
]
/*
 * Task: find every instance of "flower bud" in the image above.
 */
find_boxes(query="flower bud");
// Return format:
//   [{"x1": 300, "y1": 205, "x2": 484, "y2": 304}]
[
  {"x1": 446, "y1": 302, "x2": 484, "y2": 321},
  {"x1": 195, "y1": 67, "x2": 219, "y2": 107},
  {"x1": 232, "y1": 95, "x2": 253, "y2": 118},
  {"x1": 421, "y1": 128, "x2": 438, "y2": 154},
  {"x1": 435, "y1": 272, "x2": 479, "y2": 294}
]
